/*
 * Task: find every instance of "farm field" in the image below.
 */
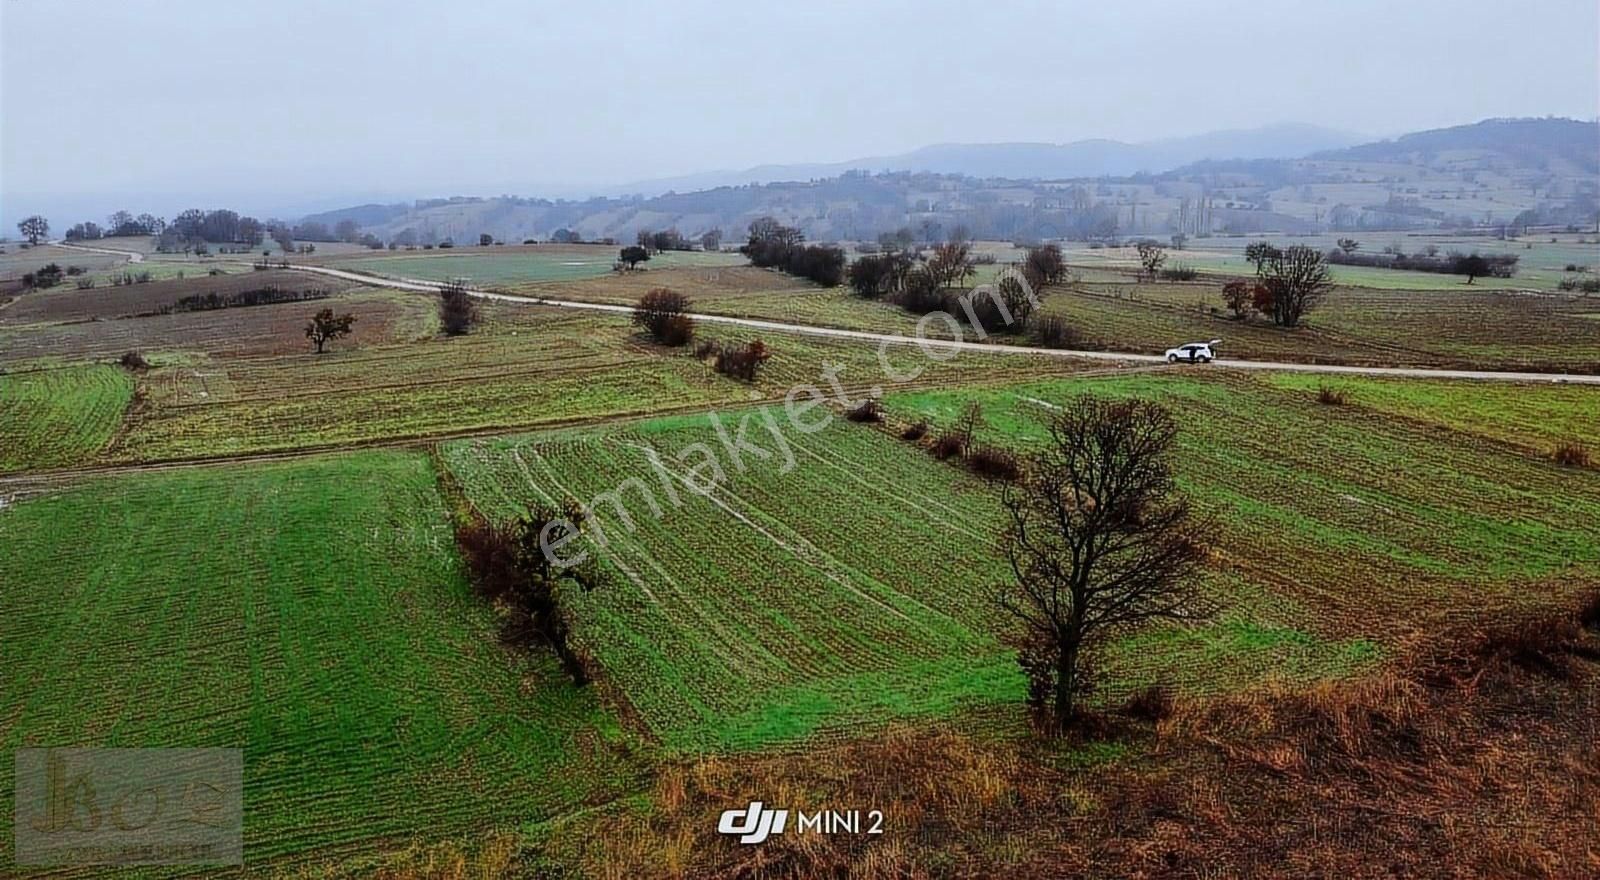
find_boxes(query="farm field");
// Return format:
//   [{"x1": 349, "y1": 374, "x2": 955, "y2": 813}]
[
  {"x1": 0, "y1": 451, "x2": 642, "y2": 870},
  {"x1": 0, "y1": 364, "x2": 133, "y2": 473},
  {"x1": 1058, "y1": 234, "x2": 1600, "y2": 291},
  {"x1": 0, "y1": 269, "x2": 358, "y2": 328},
  {"x1": 442, "y1": 403, "x2": 1379, "y2": 752},
  {"x1": 329, "y1": 244, "x2": 742, "y2": 286},
  {"x1": 2, "y1": 274, "x2": 1090, "y2": 467},
  {"x1": 1036, "y1": 282, "x2": 1600, "y2": 371},
  {"x1": 1262, "y1": 373, "x2": 1600, "y2": 451},
  {"x1": 0, "y1": 245, "x2": 130, "y2": 285},
  {"x1": 882, "y1": 373, "x2": 1600, "y2": 634},
  {"x1": 0, "y1": 287, "x2": 434, "y2": 369}
]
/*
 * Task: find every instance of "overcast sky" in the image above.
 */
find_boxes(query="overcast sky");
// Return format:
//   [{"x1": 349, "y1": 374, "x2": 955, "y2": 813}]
[{"x1": 3, "y1": 0, "x2": 1597, "y2": 225}]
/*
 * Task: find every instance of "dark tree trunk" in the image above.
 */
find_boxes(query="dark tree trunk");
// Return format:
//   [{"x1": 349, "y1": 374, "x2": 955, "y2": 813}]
[{"x1": 1054, "y1": 639, "x2": 1079, "y2": 724}]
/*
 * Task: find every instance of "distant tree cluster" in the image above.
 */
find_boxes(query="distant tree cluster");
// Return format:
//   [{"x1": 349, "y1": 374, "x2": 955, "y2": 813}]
[
  {"x1": 636, "y1": 228, "x2": 694, "y2": 253},
  {"x1": 740, "y1": 217, "x2": 846, "y2": 287},
  {"x1": 1325, "y1": 248, "x2": 1517, "y2": 282},
  {"x1": 156, "y1": 285, "x2": 331, "y2": 315},
  {"x1": 618, "y1": 245, "x2": 651, "y2": 270},
  {"x1": 20, "y1": 262, "x2": 65, "y2": 289}
]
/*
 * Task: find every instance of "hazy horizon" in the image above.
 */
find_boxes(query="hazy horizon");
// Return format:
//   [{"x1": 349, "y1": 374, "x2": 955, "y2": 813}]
[{"x1": 4, "y1": 0, "x2": 1596, "y2": 227}]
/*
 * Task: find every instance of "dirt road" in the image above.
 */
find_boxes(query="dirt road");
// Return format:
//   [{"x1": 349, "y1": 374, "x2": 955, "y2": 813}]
[{"x1": 285, "y1": 262, "x2": 1600, "y2": 386}]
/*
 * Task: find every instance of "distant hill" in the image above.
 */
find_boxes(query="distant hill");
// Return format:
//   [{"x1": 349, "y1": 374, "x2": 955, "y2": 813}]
[
  {"x1": 603, "y1": 123, "x2": 1365, "y2": 195},
  {"x1": 303, "y1": 118, "x2": 1598, "y2": 246},
  {"x1": 1311, "y1": 117, "x2": 1599, "y2": 176}
]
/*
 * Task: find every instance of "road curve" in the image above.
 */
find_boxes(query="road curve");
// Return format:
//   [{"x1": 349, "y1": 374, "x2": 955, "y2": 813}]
[
  {"x1": 281, "y1": 263, "x2": 1600, "y2": 386},
  {"x1": 51, "y1": 240, "x2": 146, "y2": 263}
]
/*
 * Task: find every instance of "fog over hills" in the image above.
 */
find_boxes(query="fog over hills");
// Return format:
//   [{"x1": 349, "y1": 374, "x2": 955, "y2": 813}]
[
  {"x1": 298, "y1": 118, "x2": 1597, "y2": 247},
  {"x1": 595, "y1": 124, "x2": 1366, "y2": 197}
]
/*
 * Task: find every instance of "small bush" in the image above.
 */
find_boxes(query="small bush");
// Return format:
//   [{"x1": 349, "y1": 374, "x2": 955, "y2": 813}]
[
  {"x1": 118, "y1": 351, "x2": 149, "y2": 371},
  {"x1": 1158, "y1": 264, "x2": 1198, "y2": 281},
  {"x1": 845, "y1": 399, "x2": 882, "y2": 423},
  {"x1": 632, "y1": 288, "x2": 692, "y2": 343},
  {"x1": 1557, "y1": 277, "x2": 1600, "y2": 293},
  {"x1": 1553, "y1": 441, "x2": 1591, "y2": 468},
  {"x1": 1122, "y1": 685, "x2": 1174, "y2": 722},
  {"x1": 1032, "y1": 316, "x2": 1078, "y2": 349},
  {"x1": 75, "y1": 277, "x2": 96, "y2": 289},
  {"x1": 658, "y1": 314, "x2": 696, "y2": 347},
  {"x1": 710, "y1": 339, "x2": 771, "y2": 381},
  {"x1": 439, "y1": 280, "x2": 479, "y2": 336},
  {"x1": 968, "y1": 446, "x2": 1020, "y2": 481},
  {"x1": 1316, "y1": 385, "x2": 1350, "y2": 406},
  {"x1": 65, "y1": 265, "x2": 85, "y2": 276},
  {"x1": 901, "y1": 419, "x2": 929, "y2": 441},
  {"x1": 693, "y1": 338, "x2": 717, "y2": 359},
  {"x1": 932, "y1": 433, "x2": 966, "y2": 460},
  {"x1": 208, "y1": 268, "x2": 225, "y2": 276}
]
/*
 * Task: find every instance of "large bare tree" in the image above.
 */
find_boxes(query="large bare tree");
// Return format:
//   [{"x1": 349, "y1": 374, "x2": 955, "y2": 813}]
[
  {"x1": 1256, "y1": 244, "x2": 1332, "y2": 328},
  {"x1": 998, "y1": 395, "x2": 1207, "y2": 726}
]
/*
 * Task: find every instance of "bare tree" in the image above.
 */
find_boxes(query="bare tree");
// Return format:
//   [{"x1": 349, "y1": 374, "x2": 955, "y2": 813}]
[
  {"x1": 998, "y1": 396, "x2": 1207, "y2": 727},
  {"x1": 1024, "y1": 244, "x2": 1067, "y2": 287},
  {"x1": 1135, "y1": 240, "x2": 1167, "y2": 281},
  {"x1": 1256, "y1": 244, "x2": 1332, "y2": 327},
  {"x1": 305, "y1": 308, "x2": 356, "y2": 353},
  {"x1": 928, "y1": 241, "x2": 976, "y2": 289}
]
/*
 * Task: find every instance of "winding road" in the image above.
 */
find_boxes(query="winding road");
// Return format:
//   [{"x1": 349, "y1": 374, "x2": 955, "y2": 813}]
[{"x1": 49, "y1": 240, "x2": 1600, "y2": 385}]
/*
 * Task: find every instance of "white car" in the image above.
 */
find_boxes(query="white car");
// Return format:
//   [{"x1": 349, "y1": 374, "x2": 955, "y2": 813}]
[{"x1": 1164, "y1": 339, "x2": 1221, "y2": 364}]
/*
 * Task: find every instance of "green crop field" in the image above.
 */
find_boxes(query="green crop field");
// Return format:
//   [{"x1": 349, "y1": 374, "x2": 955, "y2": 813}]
[
  {"x1": 334, "y1": 246, "x2": 742, "y2": 286},
  {"x1": 441, "y1": 388, "x2": 1411, "y2": 753},
  {"x1": 1260, "y1": 373, "x2": 1600, "y2": 451},
  {"x1": 884, "y1": 373, "x2": 1600, "y2": 633},
  {"x1": 1057, "y1": 234, "x2": 1600, "y2": 291},
  {"x1": 0, "y1": 451, "x2": 641, "y2": 870},
  {"x1": 0, "y1": 364, "x2": 133, "y2": 473}
]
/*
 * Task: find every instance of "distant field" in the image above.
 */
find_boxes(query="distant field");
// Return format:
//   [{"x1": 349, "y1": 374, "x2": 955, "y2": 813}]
[
  {"x1": 0, "y1": 364, "x2": 132, "y2": 473},
  {"x1": 0, "y1": 269, "x2": 355, "y2": 327},
  {"x1": 1060, "y1": 234, "x2": 1600, "y2": 291},
  {"x1": 443, "y1": 403, "x2": 1376, "y2": 752},
  {"x1": 0, "y1": 451, "x2": 640, "y2": 868},
  {"x1": 0, "y1": 244, "x2": 127, "y2": 280},
  {"x1": 1036, "y1": 282, "x2": 1600, "y2": 371},
  {"x1": 333, "y1": 245, "x2": 742, "y2": 286},
  {"x1": 0, "y1": 287, "x2": 434, "y2": 369}
]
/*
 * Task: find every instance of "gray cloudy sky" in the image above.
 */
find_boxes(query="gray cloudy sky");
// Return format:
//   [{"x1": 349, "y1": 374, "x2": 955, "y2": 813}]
[{"x1": 3, "y1": 0, "x2": 1596, "y2": 224}]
